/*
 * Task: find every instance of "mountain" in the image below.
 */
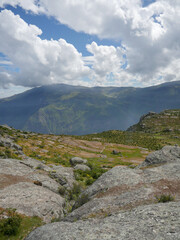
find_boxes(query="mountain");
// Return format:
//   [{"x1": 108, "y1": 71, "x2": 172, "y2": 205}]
[
  {"x1": 127, "y1": 109, "x2": 180, "y2": 133},
  {"x1": 0, "y1": 81, "x2": 180, "y2": 135}
]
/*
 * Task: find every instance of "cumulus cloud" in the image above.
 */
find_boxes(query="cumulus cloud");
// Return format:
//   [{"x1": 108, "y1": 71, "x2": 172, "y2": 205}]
[
  {"x1": 0, "y1": 0, "x2": 180, "y2": 88},
  {"x1": 0, "y1": 10, "x2": 90, "y2": 88}
]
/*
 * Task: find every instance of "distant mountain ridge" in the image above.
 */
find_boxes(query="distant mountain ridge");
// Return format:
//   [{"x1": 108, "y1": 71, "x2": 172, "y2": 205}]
[{"x1": 0, "y1": 81, "x2": 180, "y2": 135}]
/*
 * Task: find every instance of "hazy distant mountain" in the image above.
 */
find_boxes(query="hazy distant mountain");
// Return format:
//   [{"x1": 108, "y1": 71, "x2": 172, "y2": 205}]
[{"x1": 0, "y1": 81, "x2": 180, "y2": 135}]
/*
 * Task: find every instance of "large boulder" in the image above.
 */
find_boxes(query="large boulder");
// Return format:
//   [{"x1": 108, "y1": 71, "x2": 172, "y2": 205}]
[
  {"x1": 70, "y1": 157, "x2": 87, "y2": 166},
  {"x1": 138, "y1": 145, "x2": 180, "y2": 168},
  {"x1": 0, "y1": 182, "x2": 65, "y2": 223},
  {"x1": 26, "y1": 201, "x2": 180, "y2": 240},
  {"x1": 0, "y1": 158, "x2": 65, "y2": 222}
]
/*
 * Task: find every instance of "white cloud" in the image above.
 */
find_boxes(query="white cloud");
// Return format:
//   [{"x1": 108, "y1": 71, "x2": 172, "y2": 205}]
[
  {"x1": 86, "y1": 42, "x2": 127, "y2": 84},
  {"x1": 0, "y1": 10, "x2": 90, "y2": 88},
  {"x1": 0, "y1": 0, "x2": 180, "y2": 89},
  {"x1": 0, "y1": 0, "x2": 42, "y2": 13}
]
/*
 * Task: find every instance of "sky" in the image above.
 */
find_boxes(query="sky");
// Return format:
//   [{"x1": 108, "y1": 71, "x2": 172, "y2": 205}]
[{"x1": 0, "y1": 0, "x2": 180, "y2": 98}]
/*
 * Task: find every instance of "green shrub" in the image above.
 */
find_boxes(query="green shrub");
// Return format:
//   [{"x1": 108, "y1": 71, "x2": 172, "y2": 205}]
[
  {"x1": 0, "y1": 209, "x2": 21, "y2": 236},
  {"x1": 58, "y1": 186, "x2": 66, "y2": 195},
  {"x1": 68, "y1": 183, "x2": 82, "y2": 201},
  {"x1": 156, "y1": 194, "x2": 175, "y2": 203},
  {"x1": 85, "y1": 178, "x2": 95, "y2": 185},
  {"x1": 73, "y1": 193, "x2": 89, "y2": 210}
]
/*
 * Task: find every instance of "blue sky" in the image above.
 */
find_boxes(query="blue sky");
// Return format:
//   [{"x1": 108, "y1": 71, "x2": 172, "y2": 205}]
[{"x1": 0, "y1": 0, "x2": 180, "y2": 98}]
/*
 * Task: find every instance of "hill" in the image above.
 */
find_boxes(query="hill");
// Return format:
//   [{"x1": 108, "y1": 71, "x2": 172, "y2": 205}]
[
  {"x1": 0, "y1": 81, "x2": 180, "y2": 135},
  {"x1": 127, "y1": 109, "x2": 180, "y2": 133}
]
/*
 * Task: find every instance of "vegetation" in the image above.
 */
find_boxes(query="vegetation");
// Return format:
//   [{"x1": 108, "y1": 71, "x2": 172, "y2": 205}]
[
  {"x1": 67, "y1": 183, "x2": 82, "y2": 201},
  {"x1": 0, "y1": 208, "x2": 42, "y2": 240},
  {"x1": 74, "y1": 164, "x2": 107, "y2": 186},
  {"x1": 156, "y1": 194, "x2": 175, "y2": 203},
  {"x1": 76, "y1": 131, "x2": 163, "y2": 150},
  {"x1": 0, "y1": 82, "x2": 179, "y2": 135}
]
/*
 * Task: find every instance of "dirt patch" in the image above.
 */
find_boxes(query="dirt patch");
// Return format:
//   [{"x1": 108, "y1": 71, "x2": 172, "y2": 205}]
[
  {"x1": 95, "y1": 185, "x2": 130, "y2": 198},
  {"x1": 0, "y1": 174, "x2": 31, "y2": 190},
  {"x1": 150, "y1": 179, "x2": 180, "y2": 200}
]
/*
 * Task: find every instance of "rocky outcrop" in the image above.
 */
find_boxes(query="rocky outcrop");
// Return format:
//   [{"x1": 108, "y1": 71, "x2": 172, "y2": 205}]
[
  {"x1": 138, "y1": 145, "x2": 180, "y2": 168},
  {"x1": 0, "y1": 158, "x2": 76, "y2": 222},
  {"x1": 0, "y1": 182, "x2": 64, "y2": 223},
  {"x1": 25, "y1": 145, "x2": 180, "y2": 239},
  {"x1": 26, "y1": 201, "x2": 180, "y2": 240}
]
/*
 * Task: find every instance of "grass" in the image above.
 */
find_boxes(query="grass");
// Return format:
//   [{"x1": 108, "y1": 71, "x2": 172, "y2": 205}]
[
  {"x1": 0, "y1": 209, "x2": 43, "y2": 240},
  {"x1": 156, "y1": 194, "x2": 175, "y2": 203}
]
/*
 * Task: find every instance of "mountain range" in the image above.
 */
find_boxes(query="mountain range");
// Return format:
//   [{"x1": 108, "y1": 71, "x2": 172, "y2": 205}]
[{"x1": 0, "y1": 81, "x2": 180, "y2": 135}]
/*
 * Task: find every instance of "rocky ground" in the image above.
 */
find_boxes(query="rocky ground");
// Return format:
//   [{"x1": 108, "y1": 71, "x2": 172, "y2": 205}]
[
  {"x1": 26, "y1": 145, "x2": 180, "y2": 240},
  {"x1": 0, "y1": 125, "x2": 180, "y2": 239}
]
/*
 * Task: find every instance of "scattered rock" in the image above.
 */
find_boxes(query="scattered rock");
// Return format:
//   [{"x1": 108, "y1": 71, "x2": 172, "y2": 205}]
[
  {"x1": 74, "y1": 164, "x2": 91, "y2": 171},
  {"x1": 111, "y1": 150, "x2": 122, "y2": 156},
  {"x1": 70, "y1": 157, "x2": 87, "y2": 166}
]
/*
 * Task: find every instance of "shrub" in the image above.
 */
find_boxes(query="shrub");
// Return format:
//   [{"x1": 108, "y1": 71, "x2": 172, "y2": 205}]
[
  {"x1": 85, "y1": 178, "x2": 95, "y2": 185},
  {"x1": 0, "y1": 209, "x2": 21, "y2": 236},
  {"x1": 68, "y1": 183, "x2": 82, "y2": 201},
  {"x1": 73, "y1": 193, "x2": 89, "y2": 210},
  {"x1": 156, "y1": 194, "x2": 175, "y2": 203},
  {"x1": 58, "y1": 186, "x2": 66, "y2": 195}
]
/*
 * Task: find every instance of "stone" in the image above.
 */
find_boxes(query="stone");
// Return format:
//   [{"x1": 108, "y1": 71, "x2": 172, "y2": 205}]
[
  {"x1": 26, "y1": 201, "x2": 180, "y2": 240},
  {"x1": 0, "y1": 158, "x2": 65, "y2": 222},
  {"x1": 111, "y1": 150, "x2": 122, "y2": 156},
  {"x1": 138, "y1": 145, "x2": 180, "y2": 168},
  {"x1": 50, "y1": 165, "x2": 76, "y2": 188},
  {"x1": 70, "y1": 157, "x2": 87, "y2": 166},
  {"x1": 74, "y1": 164, "x2": 91, "y2": 171},
  {"x1": 0, "y1": 182, "x2": 65, "y2": 223}
]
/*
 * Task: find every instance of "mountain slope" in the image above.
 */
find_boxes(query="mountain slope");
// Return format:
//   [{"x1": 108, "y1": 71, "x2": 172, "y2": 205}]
[
  {"x1": 127, "y1": 109, "x2": 180, "y2": 133},
  {"x1": 0, "y1": 81, "x2": 180, "y2": 135}
]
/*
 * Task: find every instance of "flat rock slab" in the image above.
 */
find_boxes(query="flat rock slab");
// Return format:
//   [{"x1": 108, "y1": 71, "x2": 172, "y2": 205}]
[
  {"x1": 0, "y1": 182, "x2": 65, "y2": 223},
  {"x1": 66, "y1": 159, "x2": 180, "y2": 221},
  {"x1": 26, "y1": 201, "x2": 180, "y2": 240},
  {"x1": 83, "y1": 166, "x2": 143, "y2": 198},
  {"x1": 0, "y1": 158, "x2": 66, "y2": 222}
]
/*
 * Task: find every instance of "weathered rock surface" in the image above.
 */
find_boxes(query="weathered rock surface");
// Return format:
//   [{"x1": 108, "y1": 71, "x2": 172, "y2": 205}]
[
  {"x1": 0, "y1": 182, "x2": 65, "y2": 223},
  {"x1": 0, "y1": 136, "x2": 22, "y2": 151},
  {"x1": 70, "y1": 157, "x2": 87, "y2": 166},
  {"x1": 65, "y1": 146, "x2": 180, "y2": 222},
  {"x1": 26, "y1": 201, "x2": 180, "y2": 240},
  {"x1": 82, "y1": 166, "x2": 142, "y2": 199},
  {"x1": 0, "y1": 158, "x2": 68, "y2": 222},
  {"x1": 138, "y1": 145, "x2": 180, "y2": 168},
  {"x1": 50, "y1": 165, "x2": 75, "y2": 189},
  {"x1": 74, "y1": 164, "x2": 91, "y2": 171}
]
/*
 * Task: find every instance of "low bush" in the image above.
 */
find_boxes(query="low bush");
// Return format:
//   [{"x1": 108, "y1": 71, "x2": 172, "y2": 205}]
[
  {"x1": 0, "y1": 209, "x2": 22, "y2": 236},
  {"x1": 73, "y1": 193, "x2": 89, "y2": 210},
  {"x1": 58, "y1": 186, "x2": 66, "y2": 196},
  {"x1": 156, "y1": 194, "x2": 175, "y2": 203},
  {"x1": 67, "y1": 183, "x2": 82, "y2": 201}
]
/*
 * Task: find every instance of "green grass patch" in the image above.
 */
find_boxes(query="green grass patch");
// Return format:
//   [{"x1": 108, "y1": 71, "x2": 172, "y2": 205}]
[{"x1": 0, "y1": 209, "x2": 43, "y2": 240}]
